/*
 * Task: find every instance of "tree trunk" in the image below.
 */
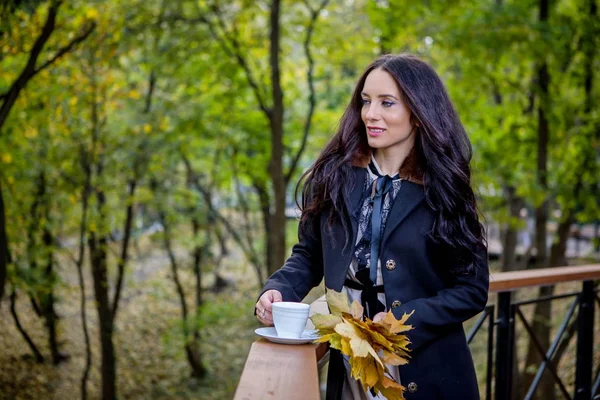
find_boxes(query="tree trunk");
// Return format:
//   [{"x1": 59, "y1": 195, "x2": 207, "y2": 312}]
[
  {"x1": 501, "y1": 185, "x2": 524, "y2": 272},
  {"x1": 85, "y1": 45, "x2": 117, "y2": 400},
  {"x1": 254, "y1": 181, "x2": 271, "y2": 281},
  {"x1": 35, "y1": 171, "x2": 67, "y2": 364},
  {"x1": 111, "y1": 178, "x2": 137, "y2": 322},
  {"x1": 523, "y1": 1, "x2": 553, "y2": 398},
  {"x1": 76, "y1": 147, "x2": 93, "y2": 400},
  {"x1": 9, "y1": 288, "x2": 44, "y2": 362},
  {"x1": 41, "y1": 220, "x2": 67, "y2": 364},
  {"x1": 89, "y1": 173, "x2": 117, "y2": 399},
  {"x1": 192, "y1": 216, "x2": 203, "y2": 309},
  {"x1": 25, "y1": 172, "x2": 44, "y2": 317},
  {"x1": 184, "y1": 344, "x2": 206, "y2": 379},
  {"x1": 0, "y1": 181, "x2": 10, "y2": 301},
  {"x1": 534, "y1": 3, "x2": 550, "y2": 272},
  {"x1": 189, "y1": 180, "x2": 208, "y2": 378},
  {"x1": 89, "y1": 229, "x2": 117, "y2": 400},
  {"x1": 157, "y1": 203, "x2": 207, "y2": 379},
  {"x1": 267, "y1": 0, "x2": 286, "y2": 277}
]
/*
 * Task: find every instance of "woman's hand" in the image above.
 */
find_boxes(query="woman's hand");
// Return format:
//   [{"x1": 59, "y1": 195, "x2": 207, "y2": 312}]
[
  {"x1": 372, "y1": 311, "x2": 387, "y2": 323},
  {"x1": 255, "y1": 290, "x2": 282, "y2": 326}
]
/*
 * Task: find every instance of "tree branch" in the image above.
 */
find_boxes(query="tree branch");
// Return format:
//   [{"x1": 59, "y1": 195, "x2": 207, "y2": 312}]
[
  {"x1": 34, "y1": 21, "x2": 96, "y2": 76},
  {"x1": 110, "y1": 178, "x2": 137, "y2": 322},
  {"x1": 0, "y1": 0, "x2": 62, "y2": 131},
  {"x1": 181, "y1": 153, "x2": 265, "y2": 283},
  {"x1": 0, "y1": 1, "x2": 95, "y2": 133},
  {"x1": 208, "y1": 3, "x2": 272, "y2": 119},
  {"x1": 231, "y1": 150, "x2": 259, "y2": 253},
  {"x1": 159, "y1": 8, "x2": 271, "y2": 118},
  {"x1": 285, "y1": 0, "x2": 329, "y2": 185}
]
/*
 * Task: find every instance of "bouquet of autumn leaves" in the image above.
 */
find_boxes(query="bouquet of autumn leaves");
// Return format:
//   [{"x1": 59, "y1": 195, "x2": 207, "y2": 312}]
[{"x1": 310, "y1": 289, "x2": 414, "y2": 400}]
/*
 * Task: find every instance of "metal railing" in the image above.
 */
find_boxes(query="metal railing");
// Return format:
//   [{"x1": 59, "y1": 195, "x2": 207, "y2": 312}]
[{"x1": 490, "y1": 266, "x2": 600, "y2": 400}]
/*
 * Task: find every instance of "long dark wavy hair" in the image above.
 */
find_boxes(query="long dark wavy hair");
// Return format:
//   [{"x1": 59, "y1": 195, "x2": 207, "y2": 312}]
[{"x1": 296, "y1": 53, "x2": 486, "y2": 275}]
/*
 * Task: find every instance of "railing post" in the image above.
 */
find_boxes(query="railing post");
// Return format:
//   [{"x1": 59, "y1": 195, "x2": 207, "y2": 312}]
[
  {"x1": 574, "y1": 280, "x2": 594, "y2": 400},
  {"x1": 495, "y1": 291, "x2": 514, "y2": 400},
  {"x1": 486, "y1": 306, "x2": 495, "y2": 400}
]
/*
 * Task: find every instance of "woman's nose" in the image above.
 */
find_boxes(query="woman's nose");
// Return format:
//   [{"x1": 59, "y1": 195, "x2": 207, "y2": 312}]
[{"x1": 365, "y1": 104, "x2": 381, "y2": 121}]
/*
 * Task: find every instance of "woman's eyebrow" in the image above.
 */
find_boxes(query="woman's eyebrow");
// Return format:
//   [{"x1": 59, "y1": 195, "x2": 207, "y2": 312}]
[{"x1": 360, "y1": 92, "x2": 399, "y2": 100}]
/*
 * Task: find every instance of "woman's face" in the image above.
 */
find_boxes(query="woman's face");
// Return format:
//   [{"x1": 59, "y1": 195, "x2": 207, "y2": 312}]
[{"x1": 360, "y1": 68, "x2": 415, "y2": 154}]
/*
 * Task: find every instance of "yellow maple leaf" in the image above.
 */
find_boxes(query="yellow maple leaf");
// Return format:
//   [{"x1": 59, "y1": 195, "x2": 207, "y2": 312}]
[
  {"x1": 341, "y1": 336, "x2": 352, "y2": 356},
  {"x1": 349, "y1": 355, "x2": 367, "y2": 388},
  {"x1": 315, "y1": 333, "x2": 342, "y2": 351},
  {"x1": 350, "y1": 335, "x2": 371, "y2": 357},
  {"x1": 350, "y1": 300, "x2": 364, "y2": 320},
  {"x1": 364, "y1": 362, "x2": 380, "y2": 388},
  {"x1": 382, "y1": 310, "x2": 414, "y2": 334},
  {"x1": 375, "y1": 376, "x2": 407, "y2": 400},
  {"x1": 381, "y1": 350, "x2": 409, "y2": 366},
  {"x1": 363, "y1": 327, "x2": 395, "y2": 352},
  {"x1": 326, "y1": 288, "x2": 351, "y2": 315},
  {"x1": 310, "y1": 314, "x2": 341, "y2": 331},
  {"x1": 350, "y1": 336, "x2": 382, "y2": 366}
]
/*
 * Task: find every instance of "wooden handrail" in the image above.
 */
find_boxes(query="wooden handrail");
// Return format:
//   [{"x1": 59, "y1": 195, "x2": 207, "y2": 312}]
[
  {"x1": 235, "y1": 264, "x2": 600, "y2": 399},
  {"x1": 233, "y1": 341, "x2": 322, "y2": 400},
  {"x1": 489, "y1": 264, "x2": 600, "y2": 292},
  {"x1": 233, "y1": 299, "x2": 329, "y2": 400}
]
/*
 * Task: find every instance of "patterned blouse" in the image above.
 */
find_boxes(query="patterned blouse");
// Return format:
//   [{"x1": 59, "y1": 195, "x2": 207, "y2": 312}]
[{"x1": 342, "y1": 155, "x2": 403, "y2": 399}]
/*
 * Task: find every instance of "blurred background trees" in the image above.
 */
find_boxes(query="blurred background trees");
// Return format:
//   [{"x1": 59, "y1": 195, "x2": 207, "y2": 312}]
[{"x1": 0, "y1": 0, "x2": 598, "y2": 399}]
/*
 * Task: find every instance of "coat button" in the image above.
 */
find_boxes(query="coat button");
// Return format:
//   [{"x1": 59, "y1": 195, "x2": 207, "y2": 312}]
[
  {"x1": 407, "y1": 382, "x2": 418, "y2": 393},
  {"x1": 385, "y1": 259, "x2": 396, "y2": 271},
  {"x1": 391, "y1": 300, "x2": 402, "y2": 308}
]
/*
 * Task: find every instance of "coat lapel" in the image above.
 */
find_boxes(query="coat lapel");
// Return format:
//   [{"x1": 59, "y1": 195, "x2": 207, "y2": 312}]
[{"x1": 382, "y1": 181, "x2": 425, "y2": 245}]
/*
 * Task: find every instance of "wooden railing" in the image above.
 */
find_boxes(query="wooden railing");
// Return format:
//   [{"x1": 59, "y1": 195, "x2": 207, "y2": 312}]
[{"x1": 234, "y1": 264, "x2": 600, "y2": 400}]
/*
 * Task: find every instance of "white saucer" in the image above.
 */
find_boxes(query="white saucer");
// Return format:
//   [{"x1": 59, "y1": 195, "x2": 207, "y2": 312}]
[{"x1": 255, "y1": 327, "x2": 320, "y2": 345}]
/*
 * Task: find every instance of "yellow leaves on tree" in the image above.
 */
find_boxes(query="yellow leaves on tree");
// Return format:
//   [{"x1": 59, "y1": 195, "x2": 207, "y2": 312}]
[
  {"x1": 85, "y1": 8, "x2": 99, "y2": 20},
  {"x1": 2, "y1": 154, "x2": 13, "y2": 164},
  {"x1": 310, "y1": 289, "x2": 414, "y2": 400}
]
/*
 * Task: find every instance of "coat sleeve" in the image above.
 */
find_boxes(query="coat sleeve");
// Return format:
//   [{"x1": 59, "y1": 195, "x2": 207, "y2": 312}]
[
  {"x1": 259, "y1": 213, "x2": 324, "y2": 303},
  {"x1": 392, "y1": 245, "x2": 489, "y2": 353}
]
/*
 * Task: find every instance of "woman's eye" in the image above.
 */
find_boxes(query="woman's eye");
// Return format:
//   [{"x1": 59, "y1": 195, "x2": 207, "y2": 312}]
[
  {"x1": 382, "y1": 101, "x2": 394, "y2": 107},
  {"x1": 361, "y1": 98, "x2": 370, "y2": 105}
]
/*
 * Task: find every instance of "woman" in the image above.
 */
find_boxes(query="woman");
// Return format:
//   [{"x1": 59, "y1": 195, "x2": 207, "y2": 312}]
[{"x1": 255, "y1": 53, "x2": 489, "y2": 399}]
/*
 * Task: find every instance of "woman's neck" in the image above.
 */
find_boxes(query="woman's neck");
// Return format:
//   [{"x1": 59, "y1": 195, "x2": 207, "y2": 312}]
[{"x1": 373, "y1": 145, "x2": 414, "y2": 176}]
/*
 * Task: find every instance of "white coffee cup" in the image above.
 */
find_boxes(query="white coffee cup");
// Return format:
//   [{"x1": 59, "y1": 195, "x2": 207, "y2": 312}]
[{"x1": 272, "y1": 302, "x2": 310, "y2": 339}]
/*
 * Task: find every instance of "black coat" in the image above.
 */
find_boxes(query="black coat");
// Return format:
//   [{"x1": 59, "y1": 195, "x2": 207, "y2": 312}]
[{"x1": 261, "y1": 167, "x2": 489, "y2": 399}]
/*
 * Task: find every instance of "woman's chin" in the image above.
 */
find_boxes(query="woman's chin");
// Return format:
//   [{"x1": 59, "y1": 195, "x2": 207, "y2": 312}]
[
  {"x1": 367, "y1": 138, "x2": 387, "y2": 150},
  {"x1": 367, "y1": 135, "x2": 381, "y2": 145}
]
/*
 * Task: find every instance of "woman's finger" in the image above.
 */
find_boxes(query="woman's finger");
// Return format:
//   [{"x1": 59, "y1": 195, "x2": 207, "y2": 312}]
[
  {"x1": 259, "y1": 290, "x2": 282, "y2": 312},
  {"x1": 256, "y1": 308, "x2": 274, "y2": 326},
  {"x1": 271, "y1": 290, "x2": 283, "y2": 303}
]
